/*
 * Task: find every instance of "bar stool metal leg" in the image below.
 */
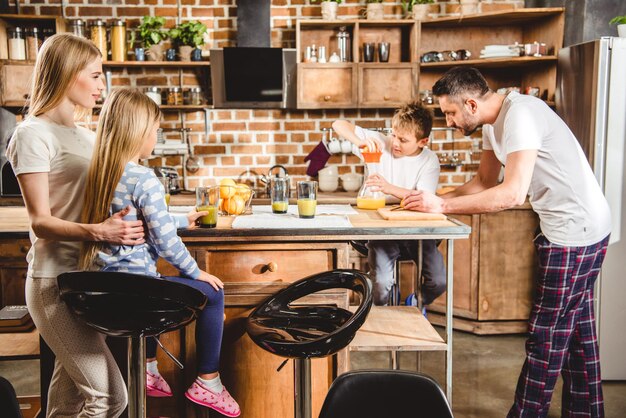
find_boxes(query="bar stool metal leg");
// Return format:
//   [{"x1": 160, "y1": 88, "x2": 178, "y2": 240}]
[
  {"x1": 128, "y1": 336, "x2": 146, "y2": 418},
  {"x1": 294, "y1": 358, "x2": 312, "y2": 418}
]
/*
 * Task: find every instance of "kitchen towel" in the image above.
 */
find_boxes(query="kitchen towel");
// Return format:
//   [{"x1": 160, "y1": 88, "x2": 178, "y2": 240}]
[
  {"x1": 232, "y1": 213, "x2": 352, "y2": 229},
  {"x1": 304, "y1": 140, "x2": 331, "y2": 177}
]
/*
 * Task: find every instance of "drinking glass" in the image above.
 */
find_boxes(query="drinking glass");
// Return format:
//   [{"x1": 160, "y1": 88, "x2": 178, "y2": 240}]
[
  {"x1": 378, "y1": 42, "x2": 390, "y2": 62},
  {"x1": 158, "y1": 177, "x2": 170, "y2": 211},
  {"x1": 270, "y1": 177, "x2": 289, "y2": 214},
  {"x1": 196, "y1": 186, "x2": 220, "y2": 228},
  {"x1": 363, "y1": 42, "x2": 375, "y2": 62},
  {"x1": 297, "y1": 181, "x2": 317, "y2": 219}
]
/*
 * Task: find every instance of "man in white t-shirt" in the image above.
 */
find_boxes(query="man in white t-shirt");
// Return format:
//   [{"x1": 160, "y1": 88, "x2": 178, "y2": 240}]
[
  {"x1": 333, "y1": 102, "x2": 445, "y2": 309},
  {"x1": 404, "y1": 67, "x2": 611, "y2": 418}
]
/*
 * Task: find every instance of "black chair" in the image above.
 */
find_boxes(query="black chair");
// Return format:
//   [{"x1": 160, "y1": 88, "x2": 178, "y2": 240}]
[
  {"x1": 318, "y1": 369, "x2": 454, "y2": 418},
  {"x1": 57, "y1": 271, "x2": 207, "y2": 418},
  {"x1": 246, "y1": 269, "x2": 372, "y2": 418}
]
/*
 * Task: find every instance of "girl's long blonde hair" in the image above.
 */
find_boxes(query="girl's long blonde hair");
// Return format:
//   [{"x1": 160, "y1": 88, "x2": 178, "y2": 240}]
[
  {"x1": 28, "y1": 33, "x2": 101, "y2": 118},
  {"x1": 79, "y1": 88, "x2": 162, "y2": 270}
]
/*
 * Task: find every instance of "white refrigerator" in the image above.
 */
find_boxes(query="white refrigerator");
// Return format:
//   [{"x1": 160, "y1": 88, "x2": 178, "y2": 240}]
[{"x1": 556, "y1": 37, "x2": 626, "y2": 380}]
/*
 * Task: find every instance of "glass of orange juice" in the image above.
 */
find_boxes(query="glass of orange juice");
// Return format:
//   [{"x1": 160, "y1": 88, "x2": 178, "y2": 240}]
[
  {"x1": 196, "y1": 186, "x2": 220, "y2": 228},
  {"x1": 158, "y1": 176, "x2": 171, "y2": 211},
  {"x1": 270, "y1": 177, "x2": 289, "y2": 214},
  {"x1": 297, "y1": 181, "x2": 317, "y2": 219}
]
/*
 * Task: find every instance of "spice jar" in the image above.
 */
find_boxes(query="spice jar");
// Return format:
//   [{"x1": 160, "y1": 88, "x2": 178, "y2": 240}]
[
  {"x1": 90, "y1": 20, "x2": 107, "y2": 59},
  {"x1": 110, "y1": 19, "x2": 126, "y2": 62},
  {"x1": 166, "y1": 87, "x2": 182, "y2": 105},
  {"x1": 145, "y1": 87, "x2": 162, "y2": 105},
  {"x1": 25, "y1": 28, "x2": 41, "y2": 61},
  {"x1": 68, "y1": 19, "x2": 86, "y2": 38},
  {"x1": 7, "y1": 27, "x2": 26, "y2": 60},
  {"x1": 185, "y1": 87, "x2": 203, "y2": 106}
]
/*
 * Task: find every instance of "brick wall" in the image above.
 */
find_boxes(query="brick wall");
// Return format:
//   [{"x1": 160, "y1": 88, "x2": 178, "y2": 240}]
[{"x1": 10, "y1": 0, "x2": 524, "y2": 191}]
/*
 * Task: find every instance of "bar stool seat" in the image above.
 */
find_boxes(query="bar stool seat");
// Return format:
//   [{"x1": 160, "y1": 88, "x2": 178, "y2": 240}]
[
  {"x1": 246, "y1": 269, "x2": 372, "y2": 418},
  {"x1": 57, "y1": 271, "x2": 207, "y2": 418}
]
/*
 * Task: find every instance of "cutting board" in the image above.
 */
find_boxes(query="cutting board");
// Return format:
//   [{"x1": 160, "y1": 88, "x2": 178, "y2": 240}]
[{"x1": 377, "y1": 207, "x2": 447, "y2": 221}]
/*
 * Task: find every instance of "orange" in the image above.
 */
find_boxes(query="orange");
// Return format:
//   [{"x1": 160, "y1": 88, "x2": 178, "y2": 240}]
[
  {"x1": 219, "y1": 178, "x2": 236, "y2": 199},
  {"x1": 236, "y1": 183, "x2": 252, "y2": 201},
  {"x1": 224, "y1": 195, "x2": 246, "y2": 215}
]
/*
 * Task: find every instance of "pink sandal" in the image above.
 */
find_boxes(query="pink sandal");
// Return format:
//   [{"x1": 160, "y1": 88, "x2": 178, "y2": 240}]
[
  {"x1": 146, "y1": 371, "x2": 173, "y2": 397},
  {"x1": 185, "y1": 379, "x2": 241, "y2": 417}
]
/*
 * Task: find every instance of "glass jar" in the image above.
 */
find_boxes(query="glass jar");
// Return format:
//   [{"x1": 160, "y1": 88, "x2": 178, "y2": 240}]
[
  {"x1": 185, "y1": 87, "x2": 203, "y2": 106},
  {"x1": 68, "y1": 19, "x2": 86, "y2": 38},
  {"x1": 336, "y1": 26, "x2": 351, "y2": 62},
  {"x1": 42, "y1": 28, "x2": 55, "y2": 42},
  {"x1": 25, "y1": 28, "x2": 41, "y2": 61},
  {"x1": 110, "y1": 19, "x2": 126, "y2": 62},
  {"x1": 90, "y1": 19, "x2": 108, "y2": 59},
  {"x1": 7, "y1": 27, "x2": 26, "y2": 60},
  {"x1": 166, "y1": 87, "x2": 182, "y2": 105},
  {"x1": 356, "y1": 151, "x2": 386, "y2": 210},
  {"x1": 145, "y1": 87, "x2": 162, "y2": 105}
]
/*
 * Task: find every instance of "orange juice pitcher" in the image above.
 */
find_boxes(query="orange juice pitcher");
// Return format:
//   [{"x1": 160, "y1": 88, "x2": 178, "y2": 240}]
[{"x1": 356, "y1": 149, "x2": 386, "y2": 210}]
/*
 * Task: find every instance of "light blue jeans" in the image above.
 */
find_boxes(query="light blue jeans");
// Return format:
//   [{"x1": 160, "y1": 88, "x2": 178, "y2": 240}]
[{"x1": 367, "y1": 240, "x2": 446, "y2": 306}]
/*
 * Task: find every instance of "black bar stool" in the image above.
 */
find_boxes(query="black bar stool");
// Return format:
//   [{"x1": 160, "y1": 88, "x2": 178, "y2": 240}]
[
  {"x1": 246, "y1": 269, "x2": 372, "y2": 418},
  {"x1": 57, "y1": 271, "x2": 207, "y2": 418}
]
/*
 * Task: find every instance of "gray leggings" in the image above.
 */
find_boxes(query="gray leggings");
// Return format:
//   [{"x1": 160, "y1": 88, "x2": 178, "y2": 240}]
[
  {"x1": 367, "y1": 240, "x2": 446, "y2": 306},
  {"x1": 26, "y1": 277, "x2": 127, "y2": 418}
]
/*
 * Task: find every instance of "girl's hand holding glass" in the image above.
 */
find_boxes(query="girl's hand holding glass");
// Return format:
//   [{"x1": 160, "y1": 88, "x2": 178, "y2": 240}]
[
  {"x1": 197, "y1": 270, "x2": 224, "y2": 291},
  {"x1": 185, "y1": 210, "x2": 209, "y2": 230}
]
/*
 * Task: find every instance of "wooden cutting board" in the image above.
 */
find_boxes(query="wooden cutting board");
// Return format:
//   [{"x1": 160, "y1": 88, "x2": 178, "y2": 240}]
[{"x1": 377, "y1": 207, "x2": 447, "y2": 221}]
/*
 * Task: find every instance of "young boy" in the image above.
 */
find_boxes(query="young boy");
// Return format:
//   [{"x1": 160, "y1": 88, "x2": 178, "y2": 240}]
[{"x1": 332, "y1": 101, "x2": 445, "y2": 308}]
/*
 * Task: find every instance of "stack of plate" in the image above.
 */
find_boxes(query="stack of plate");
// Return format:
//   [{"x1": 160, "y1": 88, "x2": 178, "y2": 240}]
[{"x1": 480, "y1": 44, "x2": 521, "y2": 59}]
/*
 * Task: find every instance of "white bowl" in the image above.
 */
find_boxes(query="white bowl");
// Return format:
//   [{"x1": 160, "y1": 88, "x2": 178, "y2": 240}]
[
  {"x1": 319, "y1": 178, "x2": 339, "y2": 192},
  {"x1": 340, "y1": 173, "x2": 363, "y2": 192}
]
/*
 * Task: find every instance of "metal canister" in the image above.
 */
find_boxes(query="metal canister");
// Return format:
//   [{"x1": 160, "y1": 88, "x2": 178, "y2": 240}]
[
  {"x1": 337, "y1": 26, "x2": 351, "y2": 62},
  {"x1": 68, "y1": 19, "x2": 86, "y2": 38}
]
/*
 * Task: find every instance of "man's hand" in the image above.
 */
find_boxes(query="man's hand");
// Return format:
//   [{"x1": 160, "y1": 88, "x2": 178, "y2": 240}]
[
  {"x1": 198, "y1": 270, "x2": 224, "y2": 291},
  {"x1": 98, "y1": 206, "x2": 146, "y2": 245},
  {"x1": 402, "y1": 190, "x2": 445, "y2": 213},
  {"x1": 186, "y1": 210, "x2": 209, "y2": 230},
  {"x1": 365, "y1": 173, "x2": 392, "y2": 194}
]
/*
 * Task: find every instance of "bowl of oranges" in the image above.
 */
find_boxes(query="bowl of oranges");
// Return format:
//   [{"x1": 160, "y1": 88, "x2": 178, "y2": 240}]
[{"x1": 217, "y1": 179, "x2": 254, "y2": 216}]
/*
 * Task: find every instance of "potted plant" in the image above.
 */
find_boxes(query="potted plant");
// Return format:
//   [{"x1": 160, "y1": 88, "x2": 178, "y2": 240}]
[
  {"x1": 401, "y1": 0, "x2": 434, "y2": 21},
  {"x1": 137, "y1": 16, "x2": 169, "y2": 61},
  {"x1": 169, "y1": 20, "x2": 208, "y2": 61},
  {"x1": 610, "y1": 15, "x2": 626, "y2": 38},
  {"x1": 364, "y1": 0, "x2": 384, "y2": 20},
  {"x1": 311, "y1": 0, "x2": 342, "y2": 21}
]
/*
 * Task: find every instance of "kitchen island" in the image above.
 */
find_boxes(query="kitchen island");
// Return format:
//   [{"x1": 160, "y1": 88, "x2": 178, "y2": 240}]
[{"x1": 0, "y1": 205, "x2": 469, "y2": 418}]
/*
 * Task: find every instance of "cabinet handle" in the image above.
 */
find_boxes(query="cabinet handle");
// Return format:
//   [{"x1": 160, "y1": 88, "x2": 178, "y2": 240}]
[
  {"x1": 323, "y1": 95, "x2": 331, "y2": 101},
  {"x1": 20, "y1": 246, "x2": 29, "y2": 254},
  {"x1": 265, "y1": 262, "x2": 278, "y2": 273},
  {"x1": 383, "y1": 95, "x2": 390, "y2": 101}
]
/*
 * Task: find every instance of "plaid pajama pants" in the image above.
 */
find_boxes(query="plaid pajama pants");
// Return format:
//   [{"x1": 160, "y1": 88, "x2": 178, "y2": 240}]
[{"x1": 507, "y1": 233, "x2": 610, "y2": 418}]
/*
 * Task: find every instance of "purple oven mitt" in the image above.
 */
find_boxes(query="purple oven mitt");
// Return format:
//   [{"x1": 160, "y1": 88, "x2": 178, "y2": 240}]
[{"x1": 304, "y1": 140, "x2": 331, "y2": 177}]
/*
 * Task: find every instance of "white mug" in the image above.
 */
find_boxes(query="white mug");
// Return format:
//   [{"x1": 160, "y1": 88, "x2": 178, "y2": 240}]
[
  {"x1": 328, "y1": 138, "x2": 342, "y2": 154},
  {"x1": 340, "y1": 139, "x2": 353, "y2": 154}
]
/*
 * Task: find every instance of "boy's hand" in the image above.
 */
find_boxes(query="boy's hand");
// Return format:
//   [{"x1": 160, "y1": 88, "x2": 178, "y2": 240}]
[
  {"x1": 402, "y1": 190, "x2": 445, "y2": 213},
  {"x1": 186, "y1": 210, "x2": 208, "y2": 230},
  {"x1": 361, "y1": 136, "x2": 384, "y2": 153},
  {"x1": 365, "y1": 173, "x2": 392, "y2": 194},
  {"x1": 197, "y1": 270, "x2": 224, "y2": 291}
]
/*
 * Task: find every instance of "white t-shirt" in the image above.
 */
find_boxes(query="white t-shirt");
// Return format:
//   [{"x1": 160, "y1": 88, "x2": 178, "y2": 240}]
[
  {"x1": 482, "y1": 92, "x2": 611, "y2": 246},
  {"x1": 353, "y1": 126, "x2": 440, "y2": 202},
  {"x1": 6, "y1": 116, "x2": 95, "y2": 278}
]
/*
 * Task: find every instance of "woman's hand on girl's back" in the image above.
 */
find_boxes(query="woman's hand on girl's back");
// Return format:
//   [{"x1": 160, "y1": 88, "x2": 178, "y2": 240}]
[
  {"x1": 98, "y1": 205, "x2": 146, "y2": 245},
  {"x1": 198, "y1": 270, "x2": 224, "y2": 291}
]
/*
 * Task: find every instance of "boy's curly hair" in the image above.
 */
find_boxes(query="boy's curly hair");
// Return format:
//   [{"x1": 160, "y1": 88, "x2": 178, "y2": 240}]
[{"x1": 391, "y1": 100, "x2": 434, "y2": 140}]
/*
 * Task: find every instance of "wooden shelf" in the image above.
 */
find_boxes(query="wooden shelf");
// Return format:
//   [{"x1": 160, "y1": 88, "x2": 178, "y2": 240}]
[
  {"x1": 420, "y1": 55, "x2": 557, "y2": 69},
  {"x1": 103, "y1": 61, "x2": 210, "y2": 68},
  {"x1": 94, "y1": 104, "x2": 209, "y2": 111},
  {"x1": 421, "y1": 7, "x2": 565, "y2": 27},
  {"x1": 0, "y1": 59, "x2": 35, "y2": 65}
]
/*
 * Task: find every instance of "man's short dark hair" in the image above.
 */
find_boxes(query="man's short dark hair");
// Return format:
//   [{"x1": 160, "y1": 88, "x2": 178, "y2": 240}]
[{"x1": 432, "y1": 67, "x2": 491, "y2": 99}]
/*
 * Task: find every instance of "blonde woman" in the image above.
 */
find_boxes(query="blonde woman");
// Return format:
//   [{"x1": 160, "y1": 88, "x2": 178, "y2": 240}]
[
  {"x1": 6, "y1": 34, "x2": 146, "y2": 417},
  {"x1": 80, "y1": 88, "x2": 240, "y2": 417}
]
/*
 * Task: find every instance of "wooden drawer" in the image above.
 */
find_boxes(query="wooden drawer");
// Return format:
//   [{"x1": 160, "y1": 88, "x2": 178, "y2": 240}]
[
  {"x1": 1, "y1": 267, "x2": 28, "y2": 307},
  {"x1": 0, "y1": 62, "x2": 34, "y2": 106},
  {"x1": 0, "y1": 239, "x2": 31, "y2": 259},
  {"x1": 297, "y1": 63, "x2": 357, "y2": 109},
  {"x1": 358, "y1": 63, "x2": 417, "y2": 108},
  {"x1": 202, "y1": 249, "x2": 332, "y2": 282}
]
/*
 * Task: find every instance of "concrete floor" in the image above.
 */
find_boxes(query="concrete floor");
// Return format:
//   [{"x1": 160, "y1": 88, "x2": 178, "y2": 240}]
[{"x1": 2, "y1": 331, "x2": 625, "y2": 417}]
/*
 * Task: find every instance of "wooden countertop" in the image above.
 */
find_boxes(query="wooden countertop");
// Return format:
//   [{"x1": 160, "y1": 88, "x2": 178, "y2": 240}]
[{"x1": 0, "y1": 206, "x2": 471, "y2": 241}]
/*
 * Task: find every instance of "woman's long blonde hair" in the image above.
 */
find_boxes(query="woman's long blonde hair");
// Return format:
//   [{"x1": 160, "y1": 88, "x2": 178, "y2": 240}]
[
  {"x1": 79, "y1": 88, "x2": 162, "y2": 270},
  {"x1": 28, "y1": 33, "x2": 101, "y2": 118}
]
